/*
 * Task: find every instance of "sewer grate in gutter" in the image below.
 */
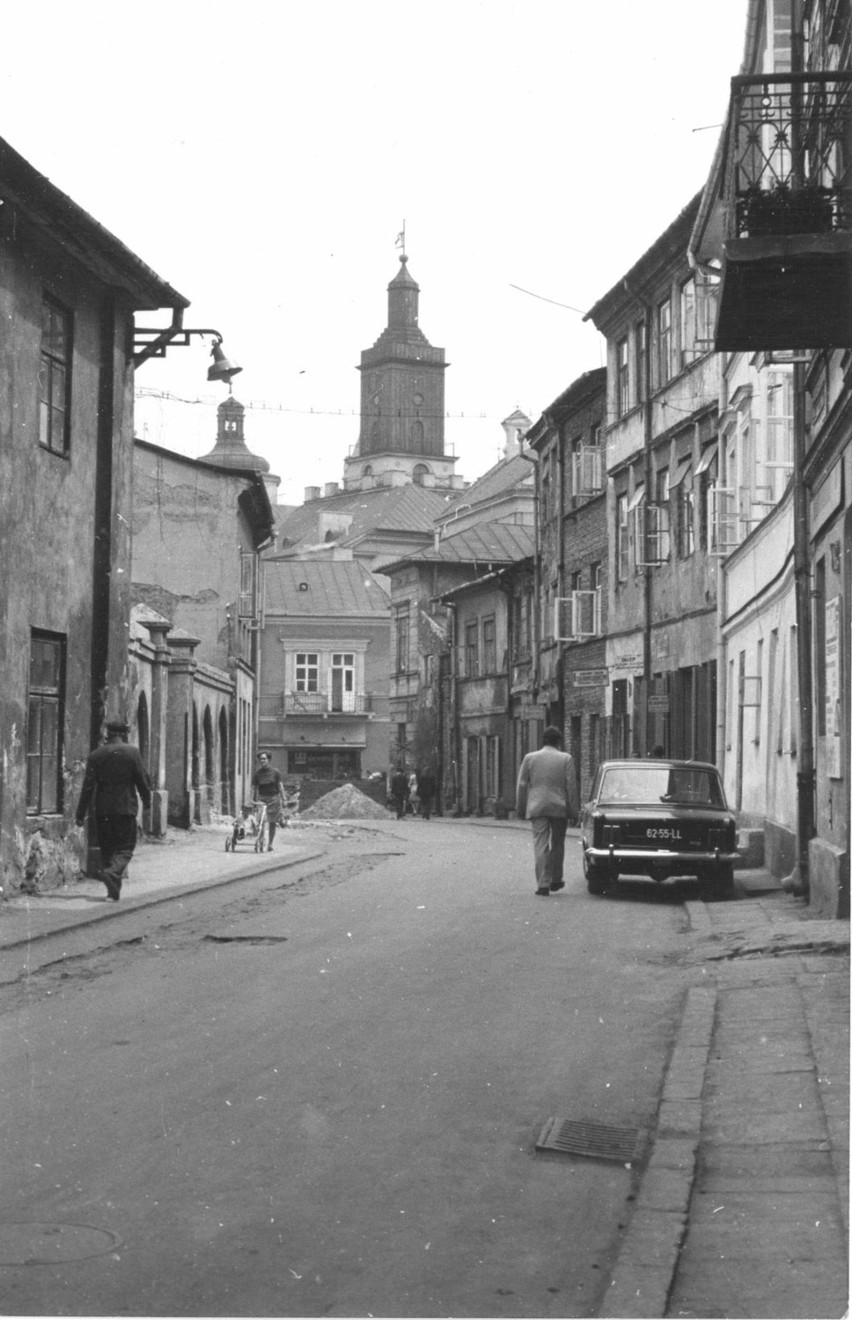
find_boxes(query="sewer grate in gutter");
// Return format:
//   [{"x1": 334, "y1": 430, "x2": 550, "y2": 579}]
[
  {"x1": 535, "y1": 1117, "x2": 645, "y2": 1163},
  {"x1": 203, "y1": 935, "x2": 288, "y2": 945}
]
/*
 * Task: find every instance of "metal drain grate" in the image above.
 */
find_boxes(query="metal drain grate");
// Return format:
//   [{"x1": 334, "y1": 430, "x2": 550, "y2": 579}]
[
  {"x1": 203, "y1": 935, "x2": 288, "y2": 945},
  {"x1": 535, "y1": 1117, "x2": 644, "y2": 1163}
]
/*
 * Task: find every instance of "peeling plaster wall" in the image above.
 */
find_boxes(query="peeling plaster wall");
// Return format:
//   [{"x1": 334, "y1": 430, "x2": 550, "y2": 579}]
[{"x1": 0, "y1": 213, "x2": 135, "y2": 895}]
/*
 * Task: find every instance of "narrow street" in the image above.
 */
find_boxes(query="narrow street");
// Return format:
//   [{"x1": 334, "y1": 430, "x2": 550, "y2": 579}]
[{"x1": 0, "y1": 820, "x2": 696, "y2": 1318}]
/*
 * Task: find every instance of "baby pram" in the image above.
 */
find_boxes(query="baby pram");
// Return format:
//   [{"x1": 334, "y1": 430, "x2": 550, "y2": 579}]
[{"x1": 225, "y1": 800, "x2": 269, "y2": 853}]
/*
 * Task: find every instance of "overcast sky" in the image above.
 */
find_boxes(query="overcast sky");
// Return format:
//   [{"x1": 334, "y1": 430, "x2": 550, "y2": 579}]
[{"x1": 4, "y1": 1, "x2": 746, "y2": 506}]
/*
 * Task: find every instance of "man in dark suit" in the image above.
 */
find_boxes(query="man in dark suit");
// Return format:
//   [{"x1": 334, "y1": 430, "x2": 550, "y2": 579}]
[{"x1": 76, "y1": 720, "x2": 152, "y2": 901}]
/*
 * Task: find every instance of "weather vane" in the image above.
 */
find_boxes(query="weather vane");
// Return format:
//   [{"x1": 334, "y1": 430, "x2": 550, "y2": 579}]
[{"x1": 395, "y1": 221, "x2": 407, "y2": 259}]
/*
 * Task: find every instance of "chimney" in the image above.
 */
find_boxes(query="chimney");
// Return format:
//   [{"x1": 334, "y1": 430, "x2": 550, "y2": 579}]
[
  {"x1": 324, "y1": 482, "x2": 340, "y2": 497},
  {"x1": 304, "y1": 486, "x2": 321, "y2": 502}
]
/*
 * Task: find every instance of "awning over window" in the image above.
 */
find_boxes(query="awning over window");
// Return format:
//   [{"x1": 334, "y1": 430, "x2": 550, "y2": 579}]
[
  {"x1": 695, "y1": 442, "x2": 719, "y2": 475},
  {"x1": 669, "y1": 457, "x2": 693, "y2": 489}
]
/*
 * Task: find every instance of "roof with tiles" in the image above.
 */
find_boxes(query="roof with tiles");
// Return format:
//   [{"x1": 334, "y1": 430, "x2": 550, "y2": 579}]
[
  {"x1": 438, "y1": 454, "x2": 533, "y2": 525},
  {"x1": 263, "y1": 559, "x2": 391, "y2": 617},
  {"x1": 273, "y1": 483, "x2": 452, "y2": 552},
  {"x1": 390, "y1": 522, "x2": 535, "y2": 570}
]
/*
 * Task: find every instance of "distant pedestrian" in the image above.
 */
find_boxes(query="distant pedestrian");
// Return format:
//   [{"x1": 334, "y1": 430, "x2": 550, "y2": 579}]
[
  {"x1": 251, "y1": 752, "x2": 287, "y2": 850},
  {"x1": 408, "y1": 770, "x2": 420, "y2": 815},
  {"x1": 75, "y1": 719, "x2": 152, "y2": 902},
  {"x1": 416, "y1": 767, "x2": 436, "y2": 820},
  {"x1": 515, "y1": 726, "x2": 579, "y2": 895},
  {"x1": 390, "y1": 767, "x2": 410, "y2": 819}
]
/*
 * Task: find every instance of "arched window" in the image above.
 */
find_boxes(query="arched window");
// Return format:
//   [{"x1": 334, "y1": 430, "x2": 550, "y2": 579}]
[
  {"x1": 363, "y1": 465, "x2": 372, "y2": 476},
  {"x1": 412, "y1": 420, "x2": 425, "y2": 446},
  {"x1": 413, "y1": 463, "x2": 429, "y2": 485}
]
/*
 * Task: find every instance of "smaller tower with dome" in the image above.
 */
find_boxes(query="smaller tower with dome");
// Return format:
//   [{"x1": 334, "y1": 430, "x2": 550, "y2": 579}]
[{"x1": 198, "y1": 397, "x2": 280, "y2": 503}]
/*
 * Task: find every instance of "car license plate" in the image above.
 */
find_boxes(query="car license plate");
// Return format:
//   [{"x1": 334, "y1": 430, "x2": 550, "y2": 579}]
[{"x1": 646, "y1": 827, "x2": 682, "y2": 840}]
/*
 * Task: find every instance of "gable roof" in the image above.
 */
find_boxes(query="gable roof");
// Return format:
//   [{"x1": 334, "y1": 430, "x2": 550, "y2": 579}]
[
  {"x1": 439, "y1": 453, "x2": 533, "y2": 525},
  {"x1": 383, "y1": 522, "x2": 535, "y2": 574},
  {"x1": 264, "y1": 559, "x2": 391, "y2": 617},
  {"x1": 273, "y1": 483, "x2": 452, "y2": 554},
  {"x1": 0, "y1": 136, "x2": 188, "y2": 311}
]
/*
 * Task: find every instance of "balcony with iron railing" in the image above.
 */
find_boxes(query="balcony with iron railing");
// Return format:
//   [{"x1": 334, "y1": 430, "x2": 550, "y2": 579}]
[
  {"x1": 282, "y1": 691, "x2": 372, "y2": 716},
  {"x1": 715, "y1": 71, "x2": 852, "y2": 351}
]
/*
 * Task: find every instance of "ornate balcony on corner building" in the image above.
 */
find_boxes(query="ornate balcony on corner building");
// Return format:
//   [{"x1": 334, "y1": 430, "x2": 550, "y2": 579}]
[{"x1": 713, "y1": 71, "x2": 852, "y2": 352}]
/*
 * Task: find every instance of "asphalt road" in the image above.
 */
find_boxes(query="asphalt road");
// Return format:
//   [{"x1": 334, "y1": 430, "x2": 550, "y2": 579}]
[{"x1": 0, "y1": 819, "x2": 697, "y2": 1317}]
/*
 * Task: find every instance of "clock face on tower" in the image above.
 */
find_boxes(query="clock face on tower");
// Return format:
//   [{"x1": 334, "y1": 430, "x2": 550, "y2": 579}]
[{"x1": 413, "y1": 393, "x2": 423, "y2": 406}]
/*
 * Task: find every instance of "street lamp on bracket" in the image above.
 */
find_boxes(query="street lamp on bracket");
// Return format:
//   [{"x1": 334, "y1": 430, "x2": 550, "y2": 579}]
[{"x1": 133, "y1": 308, "x2": 242, "y2": 388}]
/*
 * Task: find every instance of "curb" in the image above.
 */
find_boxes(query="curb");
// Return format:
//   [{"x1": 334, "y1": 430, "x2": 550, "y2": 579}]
[
  {"x1": 598, "y1": 982, "x2": 717, "y2": 1318},
  {"x1": 0, "y1": 849, "x2": 325, "y2": 954}
]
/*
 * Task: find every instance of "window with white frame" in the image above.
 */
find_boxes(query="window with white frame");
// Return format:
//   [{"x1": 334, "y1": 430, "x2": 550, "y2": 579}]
[
  {"x1": 635, "y1": 499, "x2": 669, "y2": 567},
  {"x1": 555, "y1": 588, "x2": 599, "y2": 640},
  {"x1": 238, "y1": 552, "x2": 256, "y2": 616},
  {"x1": 616, "y1": 336, "x2": 630, "y2": 416},
  {"x1": 656, "y1": 297, "x2": 673, "y2": 387},
  {"x1": 573, "y1": 439, "x2": 603, "y2": 498},
  {"x1": 656, "y1": 467, "x2": 671, "y2": 560},
  {"x1": 330, "y1": 653, "x2": 355, "y2": 712},
  {"x1": 295, "y1": 652, "x2": 319, "y2": 692},
  {"x1": 764, "y1": 369, "x2": 794, "y2": 504},
  {"x1": 627, "y1": 484, "x2": 646, "y2": 569},
  {"x1": 616, "y1": 492, "x2": 629, "y2": 582}
]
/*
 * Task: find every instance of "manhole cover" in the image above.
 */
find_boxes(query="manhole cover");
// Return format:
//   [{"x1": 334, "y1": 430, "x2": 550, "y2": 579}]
[
  {"x1": 0, "y1": 1222, "x2": 122, "y2": 1265},
  {"x1": 535, "y1": 1117, "x2": 644, "y2": 1163}
]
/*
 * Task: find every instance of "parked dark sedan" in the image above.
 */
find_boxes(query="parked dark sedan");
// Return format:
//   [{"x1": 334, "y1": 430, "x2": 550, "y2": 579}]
[{"x1": 579, "y1": 759, "x2": 738, "y2": 897}]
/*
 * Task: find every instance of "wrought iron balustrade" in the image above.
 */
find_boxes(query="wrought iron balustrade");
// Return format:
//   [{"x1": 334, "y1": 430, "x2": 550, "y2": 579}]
[
  {"x1": 724, "y1": 72, "x2": 852, "y2": 238},
  {"x1": 282, "y1": 691, "x2": 370, "y2": 715}
]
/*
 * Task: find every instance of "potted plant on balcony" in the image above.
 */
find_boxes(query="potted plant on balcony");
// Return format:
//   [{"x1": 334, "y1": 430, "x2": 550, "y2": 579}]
[{"x1": 738, "y1": 183, "x2": 834, "y2": 237}]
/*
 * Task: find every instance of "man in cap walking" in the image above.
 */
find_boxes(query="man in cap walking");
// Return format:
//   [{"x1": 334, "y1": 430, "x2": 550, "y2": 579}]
[
  {"x1": 76, "y1": 720, "x2": 151, "y2": 901},
  {"x1": 516, "y1": 726, "x2": 579, "y2": 895}
]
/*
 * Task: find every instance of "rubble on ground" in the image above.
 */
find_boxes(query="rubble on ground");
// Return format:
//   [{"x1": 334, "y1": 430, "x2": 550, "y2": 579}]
[{"x1": 299, "y1": 783, "x2": 391, "y2": 821}]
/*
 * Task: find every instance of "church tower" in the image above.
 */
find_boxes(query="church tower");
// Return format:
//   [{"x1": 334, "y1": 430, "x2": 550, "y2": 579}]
[{"x1": 343, "y1": 254, "x2": 461, "y2": 492}]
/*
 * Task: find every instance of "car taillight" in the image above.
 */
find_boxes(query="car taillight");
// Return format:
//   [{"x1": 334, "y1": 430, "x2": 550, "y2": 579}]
[
  {"x1": 708, "y1": 821, "x2": 736, "y2": 850},
  {"x1": 602, "y1": 822, "x2": 621, "y2": 846}
]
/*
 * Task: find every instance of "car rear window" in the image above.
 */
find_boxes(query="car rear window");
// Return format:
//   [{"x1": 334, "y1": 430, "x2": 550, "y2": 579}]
[{"x1": 598, "y1": 765, "x2": 725, "y2": 807}]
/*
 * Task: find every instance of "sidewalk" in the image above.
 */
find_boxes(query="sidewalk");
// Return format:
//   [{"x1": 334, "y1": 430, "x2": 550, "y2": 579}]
[
  {"x1": 601, "y1": 877, "x2": 850, "y2": 1319},
  {"x1": 0, "y1": 822, "x2": 326, "y2": 952}
]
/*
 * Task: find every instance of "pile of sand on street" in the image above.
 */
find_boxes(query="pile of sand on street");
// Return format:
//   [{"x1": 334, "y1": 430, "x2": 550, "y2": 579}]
[{"x1": 299, "y1": 783, "x2": 391, "y2": 821}]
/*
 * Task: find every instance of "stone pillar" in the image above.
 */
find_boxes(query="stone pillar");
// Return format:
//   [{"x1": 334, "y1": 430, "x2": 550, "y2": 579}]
[
  {"x1": 142, "y1": 619, "x2": 172, "y2": 836},
  {"x1": 164, "y1": 634, "x2": 200, "y2": 829}
]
